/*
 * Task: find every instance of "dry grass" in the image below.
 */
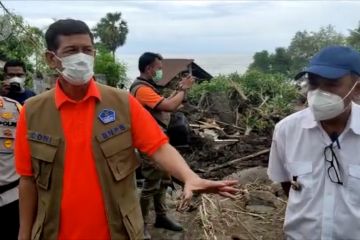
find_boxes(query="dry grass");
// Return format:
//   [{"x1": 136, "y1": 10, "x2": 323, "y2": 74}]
[{"x1": 195, "y1": 181, "x2": 287, "y2": 240}]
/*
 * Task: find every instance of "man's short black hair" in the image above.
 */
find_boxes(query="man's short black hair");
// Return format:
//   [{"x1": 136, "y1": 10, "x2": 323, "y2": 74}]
[
  {"x1": 3, "y1": 60, "x2": 26, "y2": 74},
  {"x1": 45, "y1": 19, "x2": 94, "y2": 51},
  {"x1": 138, "y1": 52, "x2": 163, "y2": 73}
]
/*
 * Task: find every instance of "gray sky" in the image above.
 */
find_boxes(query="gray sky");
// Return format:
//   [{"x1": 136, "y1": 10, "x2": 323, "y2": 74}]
[
  {"x1": 2, "y1": 0, "x2": 360, "y2": 56},
  {"x1": 2, "y1": 0, "x2": 360, "y2": 77}
]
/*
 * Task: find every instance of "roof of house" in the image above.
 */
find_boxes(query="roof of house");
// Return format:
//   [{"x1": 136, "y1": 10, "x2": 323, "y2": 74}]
[{"x1": 157, "y1": 58, "x2": 212, "y2": 86}]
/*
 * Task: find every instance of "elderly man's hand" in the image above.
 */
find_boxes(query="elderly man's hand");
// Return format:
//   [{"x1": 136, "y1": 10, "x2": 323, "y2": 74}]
[{"x1": 177, "y1": 176, "x2": 238, "y2": 210}]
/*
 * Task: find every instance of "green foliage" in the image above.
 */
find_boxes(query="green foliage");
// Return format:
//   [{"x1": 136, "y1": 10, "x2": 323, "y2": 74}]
[
  {"x1": 248, "y1": 48, "x2": 291, "y2": 76},
  {"x1": 188, "y1": 74, "x2": 230, "y2": 101},
  {"x1": 288, "y1": 25, "x2": 346, "y2": 76},
  {"x1": 189, "y1": 71, "x2": 299, "y2": 132},
  {"x1": 347, "y1": 21, "x2": 360, "y2": 51},
  {"x1": 248, "y1": 25, "x2": 347, "y2": 77},
  {"x1": 270, "y1": 47, "x2": 291, "y2": 75},
  {"x1": 248, "y1": 50, "x2": 271, "y2": 73},
  {"x1": 94, "y1": 48, "x2": 127, "y2": 87},
  {"x1": 0, "y1": 14, "x2": 48, "y2": 81},
  {"x1": 93, "y1": 12, "x2": 129, "y2": 58}
]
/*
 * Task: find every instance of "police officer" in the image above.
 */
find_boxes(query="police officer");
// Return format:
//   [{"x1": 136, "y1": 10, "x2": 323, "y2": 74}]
[{"x1": 0, "y1": 96, "x2": 22, "y2": 239}]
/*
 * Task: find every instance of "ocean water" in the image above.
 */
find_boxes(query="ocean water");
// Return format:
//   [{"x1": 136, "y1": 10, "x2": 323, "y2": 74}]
[{"x1": 116, "y1": 53, "x2": 253, "y2": 80}]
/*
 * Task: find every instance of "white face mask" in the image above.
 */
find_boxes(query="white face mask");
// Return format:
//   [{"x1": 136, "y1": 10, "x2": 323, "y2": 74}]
[
  {"x1": 55, "y1": 53, "x2": 94, "y2": 86},
  {"x1": 8, "y1": 77, "x2": 25, "y2": 93},
  {"x1": 307, "y1": 82, "x2": 358, "y2": 121}
]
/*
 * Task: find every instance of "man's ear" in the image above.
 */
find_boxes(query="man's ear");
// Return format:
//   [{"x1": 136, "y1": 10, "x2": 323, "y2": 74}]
[{"x1": 45, "y1": 51, "x2": 59, "y2": 69}]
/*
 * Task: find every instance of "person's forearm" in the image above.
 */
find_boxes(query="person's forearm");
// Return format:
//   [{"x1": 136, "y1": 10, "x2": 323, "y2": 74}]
[
  {"x1": 152, "y1": 143, "x2": 199, "y2": 183},
  {"x1": 168, "y1": 90, "x2": 178, "y2": 99},
  {"x1": 19, "y1": 176, "x2": 38, "y2": 240},
  {"x1": 165, "y1": 91, "x2": 185, "y2": 110}
]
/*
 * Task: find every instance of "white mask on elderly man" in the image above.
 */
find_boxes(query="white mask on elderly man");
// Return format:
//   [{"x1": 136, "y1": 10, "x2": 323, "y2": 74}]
[{"x1": 307, "y1": 81, "x2": 358, "y2": 121}]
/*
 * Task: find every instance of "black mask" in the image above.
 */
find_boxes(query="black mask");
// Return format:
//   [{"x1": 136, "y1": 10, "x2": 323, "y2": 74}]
[{"x1": 9, "y1": 82, "x2": 21, "y2": 93}]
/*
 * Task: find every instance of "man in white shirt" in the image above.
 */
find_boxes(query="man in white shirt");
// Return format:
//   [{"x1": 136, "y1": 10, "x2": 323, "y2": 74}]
[{"x1": 268, "y1": 45, "x2": 360, "y2": 240}]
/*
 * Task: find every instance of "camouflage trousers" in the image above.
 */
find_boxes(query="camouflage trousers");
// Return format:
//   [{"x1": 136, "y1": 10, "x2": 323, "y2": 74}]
[{"x1": 139, "y1": 156, "x2": 171, "y2": 224}]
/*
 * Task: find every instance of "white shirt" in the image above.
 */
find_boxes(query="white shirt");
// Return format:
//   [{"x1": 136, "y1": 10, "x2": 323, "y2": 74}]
[{"x1": 268, "y1": 103, "x2": 360, "y2": 240}]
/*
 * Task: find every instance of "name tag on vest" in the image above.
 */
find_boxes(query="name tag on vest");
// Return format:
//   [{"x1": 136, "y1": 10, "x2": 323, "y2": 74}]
[
  {"x1": 98, "y1": 124, "x2": 128, "y2": 142},
  {"x1": 28, "y1": 131, "x2": 55, "y2": 145}
]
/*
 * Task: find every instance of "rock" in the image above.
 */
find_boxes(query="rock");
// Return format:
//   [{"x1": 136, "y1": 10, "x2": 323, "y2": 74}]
[
  {"x1": 248, "y1": 190, "x2": 283, "y2": 208},
  {"x1": 225, "y1": 166, "x2": 271, "y2": 185}
]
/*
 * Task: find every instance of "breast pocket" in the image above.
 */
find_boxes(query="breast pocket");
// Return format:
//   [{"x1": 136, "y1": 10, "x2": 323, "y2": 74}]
[
  {"x1": 97, "y1": 130, "x2": 139, "y2": 182},
  {"x1": 287, "y1": 161, "x2": 313, "y2": 201},
  {"x1": 347, "y1": 164, "x2": 360, "y2": 205}
]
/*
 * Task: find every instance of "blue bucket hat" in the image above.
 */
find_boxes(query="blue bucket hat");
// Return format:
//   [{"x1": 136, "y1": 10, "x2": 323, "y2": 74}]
[{"x1": 295, "y1": 45, "x2": 360, "y2": 80}]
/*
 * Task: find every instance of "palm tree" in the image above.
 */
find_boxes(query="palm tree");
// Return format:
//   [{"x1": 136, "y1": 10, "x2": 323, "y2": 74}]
[{"x1": 93, "y1": 12, "x2": 129, "y2": 59}]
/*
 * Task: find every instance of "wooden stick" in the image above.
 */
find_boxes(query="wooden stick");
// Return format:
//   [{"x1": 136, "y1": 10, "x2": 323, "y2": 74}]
[
  {"x1": 213, "y1": 119, "x2": 246, "y2": 131},
  {"x1": 197, "y1": 120, "x2": 223, "y2": 131},
  {"x1": 229, "y1": 80, "x2": 248, "y2": 101},
  {"x1": 205, "y1": 149, "x2": 270, "y2": 172},
  {"x1": 223, "y1": 208, "x2": 266, "y2": 220}
]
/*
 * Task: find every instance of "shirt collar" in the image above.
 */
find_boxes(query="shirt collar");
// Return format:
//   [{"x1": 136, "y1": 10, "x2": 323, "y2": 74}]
[
  {"x1": 55, "y1": 78, "x2": 101, "y2": 109},
  {"x1": 301, "y1": 103, "x2": 360, "y2": 135},
  {"x1": 349, "y1": 102, "x2": 360, "y2": 135}
]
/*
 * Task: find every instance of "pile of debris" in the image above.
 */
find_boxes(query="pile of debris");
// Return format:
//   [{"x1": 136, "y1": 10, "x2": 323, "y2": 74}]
[
  {"x1": 179, "y1": 91, "x2": 274, "y2": 179},
  {"x1": 151, "y1": 74, "x2": 299, "y2": 239}
]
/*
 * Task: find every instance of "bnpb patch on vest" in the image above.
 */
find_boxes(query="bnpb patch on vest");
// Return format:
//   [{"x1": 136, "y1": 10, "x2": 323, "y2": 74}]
[
  {"x1": 99, "y1": 124, "x2": 127, "y2": 141},
  {"x1": 98, "y1": 109, "x2": 116, "y2": 124}
]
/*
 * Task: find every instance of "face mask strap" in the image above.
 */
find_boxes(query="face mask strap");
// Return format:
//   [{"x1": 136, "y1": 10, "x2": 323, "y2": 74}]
[{"x1": 344, "y1": 81, "x2": 359, "y2": 101}]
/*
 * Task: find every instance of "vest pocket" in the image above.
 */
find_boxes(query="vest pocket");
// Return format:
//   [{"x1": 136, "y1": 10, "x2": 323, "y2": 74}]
[
  {"x1": 120, "y1": 201, "x2": 144, "y2": 240},
  {"x1": 28, "y1": 140, "x2": 58, "y2": 190},
  {"x1": 98, "y1": 130, "x2": 139, "y2": 181}
]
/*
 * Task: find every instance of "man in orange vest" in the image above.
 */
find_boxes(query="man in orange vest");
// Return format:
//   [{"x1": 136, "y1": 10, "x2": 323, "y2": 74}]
[{"x1": 15, "y1": 19, "x2": 237, "y2": 240}]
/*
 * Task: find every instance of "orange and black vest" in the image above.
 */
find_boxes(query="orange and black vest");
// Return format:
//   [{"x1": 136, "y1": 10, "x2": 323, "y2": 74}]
[{"x1": 130, "y1": 78, "x2": 171, "y2": 128}]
